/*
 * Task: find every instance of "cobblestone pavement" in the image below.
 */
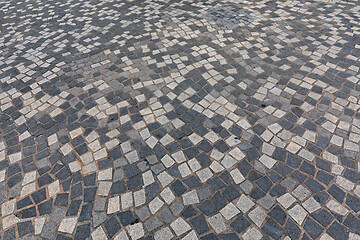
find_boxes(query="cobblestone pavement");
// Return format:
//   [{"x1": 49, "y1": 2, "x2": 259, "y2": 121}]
[{"x1": 1, "y1": 0, "x2": 360, "y2": 239}]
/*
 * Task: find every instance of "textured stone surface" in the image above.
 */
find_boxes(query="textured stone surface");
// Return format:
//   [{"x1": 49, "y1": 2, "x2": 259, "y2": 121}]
[{"x1": 0, "y1": 0, "x2": 360, "y2": 239}]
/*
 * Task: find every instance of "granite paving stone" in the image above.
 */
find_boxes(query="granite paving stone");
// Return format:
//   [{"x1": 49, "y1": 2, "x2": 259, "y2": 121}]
[{"x1": 0, "y1": 0, "x2": 360, "y2": 238}]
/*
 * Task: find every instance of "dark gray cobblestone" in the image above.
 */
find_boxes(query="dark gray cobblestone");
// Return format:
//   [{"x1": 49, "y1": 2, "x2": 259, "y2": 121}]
[{"x1": 1, "y1": 0, "x2": 360, "y2": 239}]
